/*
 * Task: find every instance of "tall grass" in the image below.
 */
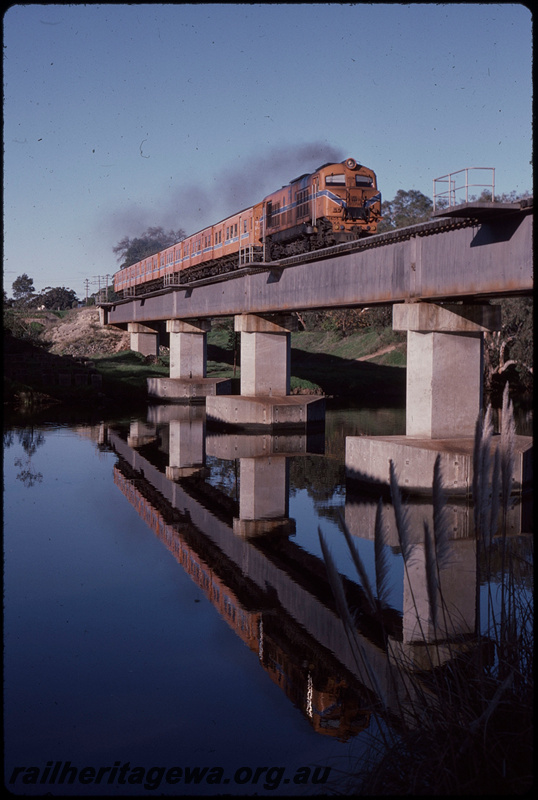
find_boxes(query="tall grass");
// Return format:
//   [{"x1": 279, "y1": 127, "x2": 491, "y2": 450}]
[{"x1": 321, "y1": 384, "x2": 533, "y2": 795}]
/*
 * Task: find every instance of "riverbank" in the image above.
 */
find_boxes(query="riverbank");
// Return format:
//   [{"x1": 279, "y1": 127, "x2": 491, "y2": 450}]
[{"x1": 3, "y1": 306, "x2": 406, "y2": 415}]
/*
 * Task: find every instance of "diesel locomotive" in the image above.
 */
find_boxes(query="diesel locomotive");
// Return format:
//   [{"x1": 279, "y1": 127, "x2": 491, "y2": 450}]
[{"x1": 114, "y1": 158, "x2": 381, "y2": 297}]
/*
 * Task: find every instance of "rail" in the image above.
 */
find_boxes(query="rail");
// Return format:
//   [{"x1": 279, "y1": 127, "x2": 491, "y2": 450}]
[{"x1": 433, "y1": 167, "x2": 495, "y2": 211}]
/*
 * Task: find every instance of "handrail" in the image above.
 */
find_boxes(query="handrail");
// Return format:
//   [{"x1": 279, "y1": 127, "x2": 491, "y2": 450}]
[{"x1": 433, "y1": 167, "x2": 495, "y2": 211}]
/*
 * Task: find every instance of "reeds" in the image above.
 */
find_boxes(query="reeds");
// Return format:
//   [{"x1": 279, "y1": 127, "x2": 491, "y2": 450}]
[{"x1": 320, "y1": 384, "x2": 533, "y2": 795}]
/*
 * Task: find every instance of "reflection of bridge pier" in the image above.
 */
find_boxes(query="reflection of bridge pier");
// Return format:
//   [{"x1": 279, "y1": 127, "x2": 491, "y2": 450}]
[
  {"x1": 206, "y1": 432, "x2": 313, "y2": 538},
  {"x1": 126, "y1": 405, "x2": 208, "y2": 478},
  {"x1": 346, "y1": 478, "x2": 530, "y2": 670},
  {"x1": 127, "y1": 420, "x2": 157, "y2": 448},
  {"x1": 235, "y1": 457, "x2": 290, "y2": 538},
  {"x1": 166, "y1": 407, "x2": 206, "y2": 479},
  {"x1": 345, "y1": 488, "x2": 488, "y2": 671}
]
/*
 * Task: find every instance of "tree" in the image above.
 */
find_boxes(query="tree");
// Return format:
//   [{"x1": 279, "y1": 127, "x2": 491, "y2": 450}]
[
  {"x1": 113, "y1": 226, "x2": 186, "y2": 268},
  {"x1": 484, "y1": 297, "x2": 533, "y2": 397},
  {"x1": 377, "y1": 189, "x2": 433, "y2": 233},
  {"x1": 12, "y1": 273, "x2": 35, "y2": 306},
  {"x1": 38, "y1": 286, "x2": 79, "y2": 310}
]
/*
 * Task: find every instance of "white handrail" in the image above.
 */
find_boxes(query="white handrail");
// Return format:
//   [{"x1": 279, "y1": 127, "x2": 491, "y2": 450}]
[{"x1": 433, "y1": 167, "x2": 495, "y2": 211}]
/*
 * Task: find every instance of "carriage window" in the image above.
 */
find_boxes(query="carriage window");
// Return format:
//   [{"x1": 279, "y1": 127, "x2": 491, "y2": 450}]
[
  {"x1": 326, "y1": 174, "x2": 346, "y2": 186},
  {"x1": 355, "y1": 175, "x2": 373, "y2": 186}
]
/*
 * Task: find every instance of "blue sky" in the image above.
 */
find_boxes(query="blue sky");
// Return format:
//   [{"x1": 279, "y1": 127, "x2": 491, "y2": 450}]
[{"x1": 3, "y1": 3, "x2": 532, "y2": 299}]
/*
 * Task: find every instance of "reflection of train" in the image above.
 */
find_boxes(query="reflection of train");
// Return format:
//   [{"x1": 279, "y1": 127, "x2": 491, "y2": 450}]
[
  {"x1": 114, "y1": 158, "x2": 381, "y2": 297},
  {"x1": 113, "y1": 461, "x2": 372, "y2": 740}
]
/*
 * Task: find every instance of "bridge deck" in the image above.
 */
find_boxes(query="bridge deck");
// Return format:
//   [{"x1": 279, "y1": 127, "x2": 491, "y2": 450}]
[{"x1": 102, "y1": 205, "x2": 532, "y2": 327}]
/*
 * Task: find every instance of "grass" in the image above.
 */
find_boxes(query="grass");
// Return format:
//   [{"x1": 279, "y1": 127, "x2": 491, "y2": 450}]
[
  {"x1": 320, "y1": 384, "x2": 533, "y2": 795},
  {"x1": 4, "y1": 311, "x2": 406, "y2": 409},
  {"x1": 91, "y1": 350, "x2": 169, "y2": 394},
  {"x1": 292, "y1": 327, "x2": 404, "y2": 361}
]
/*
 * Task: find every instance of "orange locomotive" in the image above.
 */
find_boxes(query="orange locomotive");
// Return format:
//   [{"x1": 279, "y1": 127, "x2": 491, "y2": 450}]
[{"x1": 114, "y1": 158, "x2": 381, "y2": 297}]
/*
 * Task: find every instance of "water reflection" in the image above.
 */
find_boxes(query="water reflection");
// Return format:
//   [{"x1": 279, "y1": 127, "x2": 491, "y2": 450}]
[
  {"x1": 4, "y1": 406, "x2": 531, "y2": 794},
  {"x1": 106, "y1": 404, "x2": 531, "y2": 739},
  {"x1": 4, "y1": 427, "x2": 45, "y2": 487},
  {"x1": 110, "y1": 412, "x2": 379, "y2": 742}
]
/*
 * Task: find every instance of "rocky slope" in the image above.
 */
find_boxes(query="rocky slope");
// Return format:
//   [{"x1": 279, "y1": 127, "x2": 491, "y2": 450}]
[{"x1": 43, "y1": 307, "x2": 130, "y2": 356}]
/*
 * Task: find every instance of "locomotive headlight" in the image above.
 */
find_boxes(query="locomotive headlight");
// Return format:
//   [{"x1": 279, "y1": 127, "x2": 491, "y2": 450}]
[{"x1": 345, "y1": 158, "x2": 357, "y2": 169}]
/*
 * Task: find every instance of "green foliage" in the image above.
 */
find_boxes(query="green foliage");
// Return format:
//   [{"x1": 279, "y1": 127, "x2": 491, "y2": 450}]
[
  {"x1": 484, "y1": 297, "x2": 533, "y2": 396},
  {"x1": 12, "y1": 273, "x2": 36, "y2": 306},
  {"x1": 378, "y1": 188, "x2": 433, "y2": 232},
  {"x1": 114, "y1": 226, "x2": 186, "y2": 268},
  {"x1": 38, "y1": 286, "x2": 79, "y2": 310},
  {"x1": 9, "y1": 275, "x2": 79, "y2": 311},
  {"x1": 3, "y1": 309, "x2": 47, "y2": 345}
]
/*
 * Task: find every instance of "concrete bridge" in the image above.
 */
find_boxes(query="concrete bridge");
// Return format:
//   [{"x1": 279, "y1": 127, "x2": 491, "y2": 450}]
[{"x1": 100, "y1": 200, "x2": 532, "y2": 493}]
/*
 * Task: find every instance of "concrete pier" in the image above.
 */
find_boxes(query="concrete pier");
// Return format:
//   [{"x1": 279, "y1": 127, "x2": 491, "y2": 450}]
[
  {"x1": 168, "y1": 318, "x2": 210, "y2": 379},
  {"x1": 393, "y1": 302, "x2": 501, "y2": 439},
  {"x1": 128, "y1": 322, "x2": 159, "y2": 357},
  {"x1": 236, "y1": 313, "x2": 294, "y2": 396},
  {"x1": 206, "y1": 313, "x2": 325, "y2": 429},
  {"x1": 345, "y1": 301, "x2": 532, "y2": 498},
  {"x1": 148, "y1": 318, "x2": 231, "y2": 400}
]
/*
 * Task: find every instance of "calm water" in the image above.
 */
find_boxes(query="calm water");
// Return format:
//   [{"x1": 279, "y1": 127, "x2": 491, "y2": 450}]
[{"x1": 3, "y1": 403, "x2": 531, "y2": 796}]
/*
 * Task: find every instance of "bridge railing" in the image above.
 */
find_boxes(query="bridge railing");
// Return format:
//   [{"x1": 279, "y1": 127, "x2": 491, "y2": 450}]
[{"x1": 433, "y1": 167, "x2": 495, "y2": 211}]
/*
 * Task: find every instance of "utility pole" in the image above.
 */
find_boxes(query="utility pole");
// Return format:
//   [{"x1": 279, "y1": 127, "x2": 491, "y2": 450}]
[{"x1": 90, "y1": 275, "x2": 109, "y2": 303}]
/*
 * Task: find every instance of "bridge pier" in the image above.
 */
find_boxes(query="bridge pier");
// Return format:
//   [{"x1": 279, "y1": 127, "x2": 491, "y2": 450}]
[
  {"x1": 237, "y1": 313, "x2": 293, "y2": 397},
  {"x1": 206, "y1": 313, "x2": 325, "y2": 429},
  {"x1": 394, "y1": 302, "x2": 501, "y2": 438},
  {"x1": 147, "y1": 318, "x2": 231, "y2": 401},
  {"x1": 128, "y1": 322, "x2": 159, "y2": 357},
  {"x1": 345, "y1": 301, "x2": 532, "y2": 496}
]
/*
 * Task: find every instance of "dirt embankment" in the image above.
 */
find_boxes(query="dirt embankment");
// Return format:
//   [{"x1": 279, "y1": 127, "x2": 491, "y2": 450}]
[{"x1": 43, "y1": 307, "x2": 130, "y2": 357}]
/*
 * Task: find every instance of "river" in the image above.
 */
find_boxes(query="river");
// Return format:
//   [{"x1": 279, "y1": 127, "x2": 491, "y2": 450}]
[{"x1": 3, "y1": 401, "x2": 532, "y2": 796}]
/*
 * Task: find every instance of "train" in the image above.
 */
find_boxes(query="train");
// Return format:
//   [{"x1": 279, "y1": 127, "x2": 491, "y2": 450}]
[{"x1": 114, "y1": 158, "x2": 381, "y2": 298}]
